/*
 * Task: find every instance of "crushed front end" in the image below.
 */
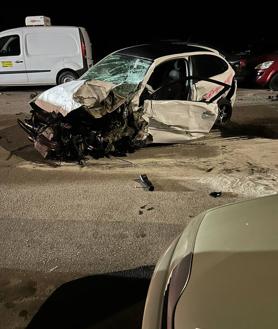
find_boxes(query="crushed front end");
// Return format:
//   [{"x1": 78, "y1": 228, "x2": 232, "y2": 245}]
[{"x1": 18, "y1": 80, "x2": 150, "y2": 163}]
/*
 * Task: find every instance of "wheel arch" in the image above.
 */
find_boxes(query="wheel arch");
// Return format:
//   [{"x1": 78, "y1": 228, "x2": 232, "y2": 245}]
[
  {"x1": 215, "y1": 96, "x2": 233, "y2": 127},
  {"x1": 268, "y1": 71, "x2": 278, "y2": 90},
  {"x1": 56, "y1": 68, "x2": 79, "y2": 84}
]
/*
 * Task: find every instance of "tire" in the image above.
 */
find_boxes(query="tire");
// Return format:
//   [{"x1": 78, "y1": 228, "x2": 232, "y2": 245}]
[
  {"x1": 57, "y1": 70, "x2": 78, "y2": 85},
  {"x1": 269, "y1": 73, "x2": 278, "y2": 91},
  {"x1": 215, "y1": 98, "x2": 232, "y2": 127}
]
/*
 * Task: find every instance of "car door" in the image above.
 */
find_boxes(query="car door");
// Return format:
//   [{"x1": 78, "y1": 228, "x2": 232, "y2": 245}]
[
  {"x1": 142, "y1": 58, "x2": 218, "y2": 143},
  {"x1": 0, "y1": 32, "x2": 28, "y2": 85},
  {"x1": 189, "y1": 54, "x2": 234, "y2": 102}
]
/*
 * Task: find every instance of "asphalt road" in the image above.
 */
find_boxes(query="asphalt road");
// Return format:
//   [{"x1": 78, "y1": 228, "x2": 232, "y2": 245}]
[{"x1": 0, "y1": 88, "x2": 277, "y2": 329}]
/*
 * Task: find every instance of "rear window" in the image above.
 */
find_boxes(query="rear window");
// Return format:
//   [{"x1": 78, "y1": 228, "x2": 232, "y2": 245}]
[
  {"x1": 26, "y1": 32, "x2": 79, "y2": 56},
  {"x1": 0, "y1": 35, "x2": 20, "y2": 57},
  {"x1": 192, "y1": 54, "x2": 228, "y2": 78}
]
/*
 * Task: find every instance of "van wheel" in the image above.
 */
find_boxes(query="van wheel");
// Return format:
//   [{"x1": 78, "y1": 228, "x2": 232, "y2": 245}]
[
  {"x1": 215, "y1": 98, "x2": 232, "y2": 127},
  {"x1": 269, "y1": 73, "x2": 278, "y2": 91},
  {"x1": 57, "y1": 70, "x2": 78, "y2": 84}
]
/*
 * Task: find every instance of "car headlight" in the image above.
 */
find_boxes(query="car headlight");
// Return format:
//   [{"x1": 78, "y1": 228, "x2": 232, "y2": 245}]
[
  {"x1": 163, "y1": 253, "x2": 193, "y2": 329},
  {"x1": 255, "y1": 61, "x2": 274, "y2": 70}
]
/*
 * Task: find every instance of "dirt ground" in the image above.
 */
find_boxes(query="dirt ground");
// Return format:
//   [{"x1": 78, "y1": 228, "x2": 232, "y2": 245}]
[{"x1": 0, "y1": 87, "x2": 277, "y2": 329}]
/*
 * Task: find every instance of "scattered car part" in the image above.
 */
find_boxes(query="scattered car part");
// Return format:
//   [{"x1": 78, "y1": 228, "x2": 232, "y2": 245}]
[
  {"x1": 138, "y1": 174, "x2": 154, "y2": 191},
  {"x1": 269, "y1": 94, "x2": 278, "y2": 101},
  {"x1": 209, "y1": 191, "x2": 222, "y2": 197}
]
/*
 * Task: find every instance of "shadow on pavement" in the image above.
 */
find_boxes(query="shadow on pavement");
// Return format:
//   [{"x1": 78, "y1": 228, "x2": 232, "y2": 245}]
[
  {"x1": 219, "y1": 121, "x2": 278, "y2": 139},
  {"x1": 0, "y1": 86, "x2": 49, "y2": 92},
  {"x1": 26, "y1": 266, "x2": 154, "y2": 329}
]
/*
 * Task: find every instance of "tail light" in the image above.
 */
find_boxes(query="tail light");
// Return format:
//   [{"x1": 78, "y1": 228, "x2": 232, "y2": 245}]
[{"x1": 81, "y1": 40, "x2": 87, "y2": 59}]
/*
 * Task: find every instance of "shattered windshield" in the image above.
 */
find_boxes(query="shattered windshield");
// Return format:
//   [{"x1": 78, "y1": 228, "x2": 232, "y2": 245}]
[{"x1": 81, "y1": 54, "x2": 152, "y2": 96}]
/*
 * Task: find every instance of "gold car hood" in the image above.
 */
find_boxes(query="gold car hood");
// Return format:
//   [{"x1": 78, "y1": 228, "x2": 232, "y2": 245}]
[{"x1": 175, "y1": 194, "x2": 278, "y2": 329}]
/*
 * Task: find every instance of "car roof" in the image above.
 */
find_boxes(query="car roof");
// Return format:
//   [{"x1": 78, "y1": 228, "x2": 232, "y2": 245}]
[{"x1": 115, "y1": 42, "x2": 217, "y2": 60}]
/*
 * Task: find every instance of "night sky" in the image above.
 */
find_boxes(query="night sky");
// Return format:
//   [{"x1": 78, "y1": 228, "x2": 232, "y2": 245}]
[{"x1": 0, "y1": 2, "x2": 276, "y2": 62}]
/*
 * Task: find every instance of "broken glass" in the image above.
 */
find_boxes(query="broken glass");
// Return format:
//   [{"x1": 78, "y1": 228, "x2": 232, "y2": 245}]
[{"x1": 81, "y1": 54, "x2": 152, "y2": 96}]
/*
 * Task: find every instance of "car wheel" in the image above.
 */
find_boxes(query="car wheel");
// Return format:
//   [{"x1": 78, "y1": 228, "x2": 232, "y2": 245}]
[
  {"x1": 215, "y1": 99, "x2": 232, "y2": 127},
  {"x1": 269, "y1": 73, "x2": 278, "y2": 91},
  {"x1": 57, "y1": 70, "x2": 78, "y2": 85}
]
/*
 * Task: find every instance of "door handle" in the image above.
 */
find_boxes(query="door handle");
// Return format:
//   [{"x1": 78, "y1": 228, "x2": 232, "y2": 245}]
[
  {"x1": 15, "y1": 60, "x2": 23, "y2": 63},
  {"x1": 202, "y1": 111, "x2": 215, "y2": 119}
]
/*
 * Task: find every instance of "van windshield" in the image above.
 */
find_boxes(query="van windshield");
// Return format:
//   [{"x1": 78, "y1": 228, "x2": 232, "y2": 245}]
[{"x1": 81, "y1": 54, "x2": 152, "y2": 97}]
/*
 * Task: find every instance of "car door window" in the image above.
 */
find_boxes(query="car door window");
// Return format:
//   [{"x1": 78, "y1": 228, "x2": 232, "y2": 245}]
[
  {"x1": 145, "y1": 59, "x2": 189, "y2": 101},
  {"x1": 0, "y1": 35, "x2": 20, "y2": 57},
  {"x1": 191, "y1": 54, "x2": 228, "y2": 81}
]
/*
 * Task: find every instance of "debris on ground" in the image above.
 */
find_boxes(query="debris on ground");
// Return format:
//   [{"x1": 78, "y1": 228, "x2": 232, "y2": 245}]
[
  {"x1": 268, "y1": 95, "x2": 278, "y2": 101},
  {"x1": 209, "y1": 191, "x2": 222, "y2": 198},
  {"x1": 49, "y1": 266, "x2": 58, "y2": 272},
  {"x1": 138, "y1": 174, "x2": 154, "y2": 191}
]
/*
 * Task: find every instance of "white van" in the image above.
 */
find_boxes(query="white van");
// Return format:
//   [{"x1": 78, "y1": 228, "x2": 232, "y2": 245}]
[{"x1": 0, "y1": 16, "x2": 93, "y2": 86}]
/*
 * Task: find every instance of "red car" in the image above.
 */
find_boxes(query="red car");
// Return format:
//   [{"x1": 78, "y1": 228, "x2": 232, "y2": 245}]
[
  {"x1": 240, "y1": 50, "x2": 278, "y2": 90},
  {"x1": 252, "y1": 52, "x2": 278, "y2": 90}
]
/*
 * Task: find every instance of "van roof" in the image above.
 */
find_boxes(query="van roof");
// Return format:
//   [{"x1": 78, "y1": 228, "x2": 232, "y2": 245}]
[{"x1": 0, "y1": 26, "x2": 82, "y2": 34}]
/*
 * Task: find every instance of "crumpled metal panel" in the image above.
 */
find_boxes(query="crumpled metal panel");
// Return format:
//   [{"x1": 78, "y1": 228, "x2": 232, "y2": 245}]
[
  {"x1": 144, "y1": 100, "x2": 218, "y2": 139},
  {"x1": 34, "y1": 80, "x2": 85, "y2": 116},
  {"x1": 73, "y1": 80, "x2": 126, "y2": 118},
  {"x1": 33, "y1": 79, "x2": 128, "y2": 120}
]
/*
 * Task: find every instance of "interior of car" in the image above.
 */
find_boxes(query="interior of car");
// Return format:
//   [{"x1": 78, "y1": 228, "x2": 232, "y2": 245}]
[{"x1": 142, "y1": 59, "x2": 190, "y2": 102}]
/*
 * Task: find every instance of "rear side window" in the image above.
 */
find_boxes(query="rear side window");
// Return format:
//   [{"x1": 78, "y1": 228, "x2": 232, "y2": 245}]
[
  {"x1": 191, "y1": 54, "x2": 228, "y2": 78},
  {"x1": 0, "y1": 35, "x2": 20, "y2": 57}
]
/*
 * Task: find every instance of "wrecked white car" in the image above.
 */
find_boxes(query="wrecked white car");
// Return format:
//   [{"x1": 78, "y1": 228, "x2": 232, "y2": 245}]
[{"x1": 18, "y1": 42, "x2": 237, "y2": 162}]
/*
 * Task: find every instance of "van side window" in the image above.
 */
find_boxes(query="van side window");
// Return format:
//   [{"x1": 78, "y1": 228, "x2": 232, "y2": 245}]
[{"x1": 0, "y1": 35, "x2": 20, "y2": 57}]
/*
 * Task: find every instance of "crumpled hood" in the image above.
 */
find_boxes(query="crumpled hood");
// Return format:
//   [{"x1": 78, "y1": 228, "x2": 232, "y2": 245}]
[
  {"x1": 73, "y1": 80, "x2": 126, "y2": 118},
  {"x1": 33, "y1": 79, "x2": 127, "y2": 118},
  {"x1": 34, "y1": 80, "x2": 85, "y2": 117}
]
